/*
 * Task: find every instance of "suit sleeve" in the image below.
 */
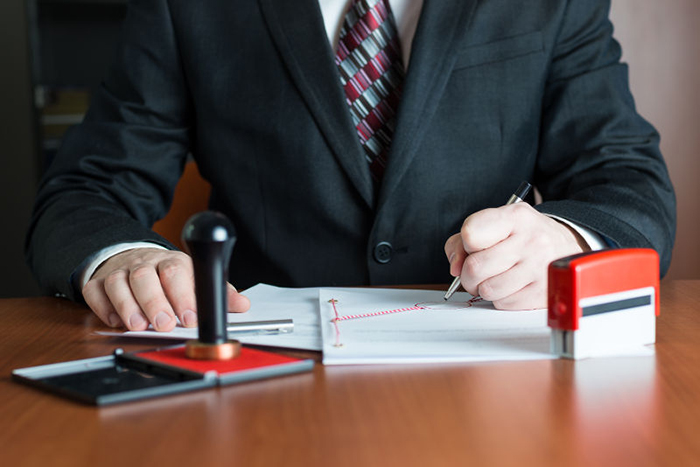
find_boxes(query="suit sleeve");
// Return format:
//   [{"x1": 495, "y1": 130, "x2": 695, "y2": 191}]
[
  {"x1": 533, "y1": 0, "x2": 676, "y2": 275},
  {"x1": 25, "y1": 0, "x2": 190, "y2": 300}
]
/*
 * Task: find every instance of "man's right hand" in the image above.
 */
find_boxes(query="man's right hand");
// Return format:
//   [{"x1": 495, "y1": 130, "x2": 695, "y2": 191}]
[{"x1": 82, "y1": 248, "x2": 250, "y2": 332}]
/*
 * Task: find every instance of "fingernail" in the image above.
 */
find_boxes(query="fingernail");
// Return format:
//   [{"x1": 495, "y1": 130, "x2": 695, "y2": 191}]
[
  {"x1": 128, "y1": 313, "x2": 147, "y2": 330},
  {"x1": 449, "y1": 253, "x2": 456, "y2": 264},
  {"x1": 107, "y1": 313, "x2": 121, "y2": 328},
  {"x1": 182, "y1": 310, "x2": 198, "y2": 327},
  {"x1": 154, "y1": 311, "x2": 173, "y2": 330}
]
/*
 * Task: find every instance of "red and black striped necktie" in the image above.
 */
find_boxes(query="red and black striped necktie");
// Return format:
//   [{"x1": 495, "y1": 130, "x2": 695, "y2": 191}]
[{"x1": 335, "y1": 0, "x2": 405, "y2": 183}]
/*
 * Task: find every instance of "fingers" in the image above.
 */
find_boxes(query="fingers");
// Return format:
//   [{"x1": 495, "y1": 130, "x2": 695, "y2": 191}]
[
  {"x1": 128, "y1": 264, "x2": 177, "y2": 332},
  {"x1": 444, "y1": 203, "x2": 586, "y2": 310},
  {"x1": 458, "y1": 238, "x2": 520, "y2": 297},
  {"x1": 103, "y1": 269, "x2": 151, "y2": 331},
  {"x1": 444, "y1": 205, "x2": 522, "y2": 279},
  {"x1": 492, "y1": 281, "x2": 546, "y2": 311},
  {"x1": 459, "y1": 204, "x2": 542, "y2": 304},
  {"x1": 470, "y1": 261, "x2": 542, "y2": 308},
  {"x1": 84, "y1": 249, "x2": 186, "y2": 331},
  {"x1": 83, "y1": 278, "x2": 122, "y2": 328},
  {"x1": 83, "y1": 248, "x2": 251, "y2": 331},
  {"x1": 158, "y1": 254, "x2": 198, "y2": 327},
  {"x1": 459, "y1": 206, "x2": 515, "y2": 254}
]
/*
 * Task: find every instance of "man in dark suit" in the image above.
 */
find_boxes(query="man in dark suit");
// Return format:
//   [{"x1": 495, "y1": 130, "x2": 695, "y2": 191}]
[{"x1": 26, "y1": 0, "x2": 676, "y2": 332}]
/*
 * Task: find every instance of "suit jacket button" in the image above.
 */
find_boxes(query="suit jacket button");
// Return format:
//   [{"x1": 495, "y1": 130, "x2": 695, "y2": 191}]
[{"x1": 373, "y1": 242, "x2": 393, "y2": 264}]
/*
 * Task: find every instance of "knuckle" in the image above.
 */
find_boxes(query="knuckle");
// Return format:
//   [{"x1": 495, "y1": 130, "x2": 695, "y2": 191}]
[
  {"x1": 169, "y1": 250, "x2": 191, "y2": 263},
  {"x1": 141, "y1": 296, "x2": 166, "y2": 314},
  {"x1": 158, "y1": 261, "x2": 182, "y2": 280},
  {"x1": 170, "y1": 252, "x2": 193, "y2": 272},
  {"x1": 103, "y1": 270, "x2": 127, "y2": 289},
  {"x1": 173, "y1": 250, "x2": 190, "y2": 260},
  {"x1": 460, "y1": 219, "x2": 472, "y2": 239},
  {"x1": 510, "y1": 202, "x2": 532, "y2": 217},
  {"x1": 460, "y1": 224, "x2": 477, "y2": 249},
  {"x1": 82, "y1": 279, "x2": 99, "y2": 298},
  {"x1": 460, "y1": 210, "x2": 491, "y2": 250},
  {"x1": 129, "y1": 264, "x2": 154, "y2": 281},
  {"x1": 477, "y1": 280, "x2": 496, "y2": 301},
  {"x1": 462, "y1": 254, "x2": 481, "y2": 277},
  {"x1": 506, "y1": 205, "x2": 530, "y2": 226}
]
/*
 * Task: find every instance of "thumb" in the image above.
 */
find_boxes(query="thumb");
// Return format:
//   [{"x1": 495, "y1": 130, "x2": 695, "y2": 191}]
[{"x1": 227, "y1": 283, "x2": 251, "y2": 313}]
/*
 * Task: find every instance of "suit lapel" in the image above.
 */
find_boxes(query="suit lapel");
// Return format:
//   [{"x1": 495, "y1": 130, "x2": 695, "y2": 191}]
[
  {"x1": 377, "y1": 0, "x2": 479, "y2": 210},
  {"x1": 258, "y1": 0, "x2": 375, "y2": 208}
]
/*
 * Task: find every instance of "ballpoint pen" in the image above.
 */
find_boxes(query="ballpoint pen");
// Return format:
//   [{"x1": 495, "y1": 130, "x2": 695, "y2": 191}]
[
  {"x1": 227, "y1": 319, "x2": 294, "y2": 336},
  {"x1": 444, "y1": 181, "x2": 533, "y2": 301}
]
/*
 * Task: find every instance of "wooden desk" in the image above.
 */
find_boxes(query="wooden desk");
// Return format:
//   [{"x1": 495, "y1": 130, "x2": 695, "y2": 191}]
[{"x1": 2, "y1": 281, "x2": 700, "y2": 467}]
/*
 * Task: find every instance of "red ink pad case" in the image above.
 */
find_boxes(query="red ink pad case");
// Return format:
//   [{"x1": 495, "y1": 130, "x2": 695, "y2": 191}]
[{"x1": 13, "y1": 345, "x2": 313, "y2": 406}]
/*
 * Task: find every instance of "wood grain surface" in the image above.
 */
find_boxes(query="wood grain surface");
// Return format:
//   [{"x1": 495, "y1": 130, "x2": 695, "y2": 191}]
[{"x1": 1, "y1": 282, "x2": 700, "y2": 467}]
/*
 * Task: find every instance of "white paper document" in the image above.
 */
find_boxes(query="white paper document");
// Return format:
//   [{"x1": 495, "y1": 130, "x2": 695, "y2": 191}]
[
  {"x1": 319, "y1": 288, "x2": 555, "y2": 365},
  {"x1": 97, "y1": 284, "x2": 323, "y2": 351}
]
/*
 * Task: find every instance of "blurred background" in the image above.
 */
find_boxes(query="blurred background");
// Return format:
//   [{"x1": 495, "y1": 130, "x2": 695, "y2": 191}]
[{"x1": 0, "y1": 0, "x2": 698, "y2": 298}]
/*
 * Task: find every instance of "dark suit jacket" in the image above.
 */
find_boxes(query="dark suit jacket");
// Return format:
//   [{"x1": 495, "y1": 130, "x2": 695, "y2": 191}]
[{"x1": 26, "y1": 0, "x2": 676, "y2": 300}]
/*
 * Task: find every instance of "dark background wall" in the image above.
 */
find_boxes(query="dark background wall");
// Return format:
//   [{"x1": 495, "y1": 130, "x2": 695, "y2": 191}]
[
  {"x1": 0, "y1": 0, "x2": 698, "y2": 298},
  {"x1": 0, "y1": 0, "x2": 41, "y2": 297},
  {"x1": 0, "y1": 0, "x2": 125, "y2": 298}
]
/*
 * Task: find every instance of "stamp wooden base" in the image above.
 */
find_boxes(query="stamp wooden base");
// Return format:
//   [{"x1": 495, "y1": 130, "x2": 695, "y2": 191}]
[{"x1": 185, "y1": 340, "x2": 242, "y2": 361}]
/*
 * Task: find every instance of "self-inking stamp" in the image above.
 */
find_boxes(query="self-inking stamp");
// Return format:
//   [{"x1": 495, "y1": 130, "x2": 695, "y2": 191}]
[
  {"x1": 181, "y1": 211, "x2": 241, "y2": 361},
  {"x1": 548, "y1": 248, "x2": 660, "y2": 359},
  {"x1": 12, "y1": 211, "x2": 313, "y2": 405}
]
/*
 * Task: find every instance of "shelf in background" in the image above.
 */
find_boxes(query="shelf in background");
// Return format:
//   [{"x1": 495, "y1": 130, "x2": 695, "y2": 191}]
[{"x1": 27, "y1": 0, "x2": 127, "y2": 171}]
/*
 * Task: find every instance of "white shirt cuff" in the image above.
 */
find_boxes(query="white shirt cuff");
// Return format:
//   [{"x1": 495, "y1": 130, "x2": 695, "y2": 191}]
[
  {"x1": 546, "y1": 214, "x2": 607, "y2": 251},
  {"x1": 79, "y1": 242, "x2": 168, "y2": 290}
]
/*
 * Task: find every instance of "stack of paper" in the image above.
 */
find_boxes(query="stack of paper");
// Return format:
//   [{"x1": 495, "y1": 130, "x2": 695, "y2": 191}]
[
  {"x1": 99, "y1": 284, "x2": 653, "y2": 364},
  {"x1": 318, "y1": 287, "x2": 552, "y2": 365}
]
